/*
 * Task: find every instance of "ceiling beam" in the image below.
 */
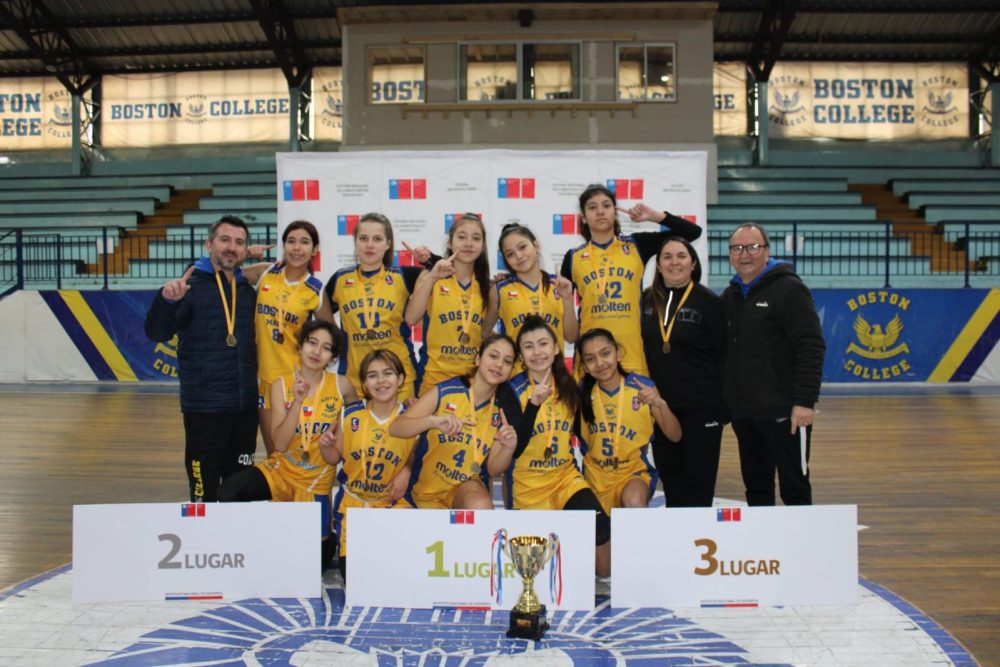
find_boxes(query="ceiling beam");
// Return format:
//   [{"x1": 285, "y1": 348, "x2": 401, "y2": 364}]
[
  {"x1": 718, "y1": 32, "x2": 997, "y2": 45},
  {"x1": 0, "y1": 0, "x2": 96, "y2": 93},
  {"x1": 0, "y1": 40, "x2": 341, "y2": 61},
  {"x1": 720, "y1": 0, "x2": 1000, "y2": 13},
  {"x1": 249, "y1": 0, "x2": 311, "y2": 86},
  {"x1": 746, "y1": 0, "x2": 800, "y2": 82}
]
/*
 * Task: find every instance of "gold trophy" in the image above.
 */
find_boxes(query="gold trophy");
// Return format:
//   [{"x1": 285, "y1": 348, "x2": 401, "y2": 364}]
[{"x1": 493, "y1": 529, "x2": 560, "y2": 640}]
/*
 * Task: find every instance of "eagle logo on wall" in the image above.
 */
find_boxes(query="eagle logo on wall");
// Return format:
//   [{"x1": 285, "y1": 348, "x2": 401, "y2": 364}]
[{"x1": 848, "y1": 314, "x2": 910, "y2": 360}]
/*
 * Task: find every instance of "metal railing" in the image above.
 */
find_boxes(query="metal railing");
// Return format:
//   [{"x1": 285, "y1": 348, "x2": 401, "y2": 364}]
[{"x1": 1, "y1": 222, "x2": 999, "y2": 293}]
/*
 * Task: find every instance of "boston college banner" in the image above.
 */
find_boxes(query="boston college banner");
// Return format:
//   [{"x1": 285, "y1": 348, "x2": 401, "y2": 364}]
[
  {"x1": 101, "y1": 69, "x2": 290, "y2": 147},
  {"x1": 0, "y1": 76, "x2": 80, "y2": 150},
  {"x1": 765, "y1": 62, "x2": 968, "y2": 140}
]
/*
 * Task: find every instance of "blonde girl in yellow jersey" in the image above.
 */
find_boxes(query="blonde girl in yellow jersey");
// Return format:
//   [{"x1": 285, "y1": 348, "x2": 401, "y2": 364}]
[
  {"x1": 577, "y1": 328, "x2": 681, "y2": 516},
  {"x1": 406, "y1": 214, "x2": 496, "y2": 395},
  {"x1": 485, "y1": 223, "x2": 578, "y2": 374},
  {"x1": 218, "y1": 319, "x2": 357, "y2": 572},
  {"x1": 241, "y1": 221, "x2": 323, "y2": 454},
  {"x1": 318, "y1": 213, "x2": 435, "y2": 402},
  {"x1": 390, "y1": 334, "x2": 521, "y2": 511},
  {"x1": 332, "y1": 349, "x2": 418, "y2": 582},
  {"x1": 560, "y1": 185, "x2": 701, "y2": 376},
  {"x1": 505, "y1": 315, "x2": 612, "y2": 577}
]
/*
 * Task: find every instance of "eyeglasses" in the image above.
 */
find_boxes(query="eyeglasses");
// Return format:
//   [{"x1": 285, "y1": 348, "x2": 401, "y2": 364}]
[{"x1": 728, "y1": 243, "x2": 768, "y2": 256}]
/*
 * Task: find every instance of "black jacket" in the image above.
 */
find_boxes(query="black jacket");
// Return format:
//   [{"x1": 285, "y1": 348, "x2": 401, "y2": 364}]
[
  {"x1": 722, "y1": 262, "x2": 825, "y2": 419},
  {"x1": 145, "y1": 257, "x2": 258, "y2": 413},
  {"x1": 641, "y1": 283, "x2": 726, "y2": 414}
]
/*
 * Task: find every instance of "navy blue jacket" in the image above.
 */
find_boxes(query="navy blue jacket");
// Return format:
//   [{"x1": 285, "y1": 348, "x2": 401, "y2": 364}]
[{"x1": 145, "y1": 257, "x2": 258, "y2": 413}]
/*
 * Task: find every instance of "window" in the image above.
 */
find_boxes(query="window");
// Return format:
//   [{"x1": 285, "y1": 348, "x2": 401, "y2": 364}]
[
  {"x1": 617, "y1": 44, "x2": 676, "y2": 102},
  {"x1": 368, "y1": 46, "x2": 425, "y2": 104},
  {"x1": 459, "y1": 42, "x2": 580, "y2": 102}
]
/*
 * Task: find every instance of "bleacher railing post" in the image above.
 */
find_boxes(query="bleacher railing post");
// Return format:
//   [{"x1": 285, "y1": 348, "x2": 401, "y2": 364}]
[
  {"x1": 15, "y1": 229, "x2": 24, "y2": 291},
  {"x1": 883, "y1": 222, "x2": 891, "y2": 289},
  {"x1": 101, "y1": 227, "x2": 109, "y2": 290},
  {"x1": 791, "y1": 222, "x2": 798, "y2": 271},
  {"x1": 56, "y1": 233, "x2": 63, "y2": 290},
  {"x1": 964, "y1": 222, "x2": 971, "y2": 288},
  {"x1": 189, "y1": 227, "x2": 196, "y2": 264}
]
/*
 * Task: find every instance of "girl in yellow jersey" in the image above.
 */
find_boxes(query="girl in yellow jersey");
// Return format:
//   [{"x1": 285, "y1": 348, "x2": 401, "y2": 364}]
[
  {"x1": 391, "y1": 334, "x2": 521, "y2": 510},
  {"x1": 406, "y1": 214, "x2": 495, "y2": 395},
  {"x1": 485, "y1": 223, "x2": 578, "y2": 374},
  {"x1": 505, "y1": 315, "x2": 612, "y2": 576},
  {"x1": 577, "y1": 328, "x2": 681, "y2": 516},
  {"x1": 241, "y1": 221, "x2": 324, "y2": 454},
  {"x1": 560, "y1": 186, "x2": 701, "y2": 376},
  {"x1": 332, "y1": 349, "x2": 418, "y2": 582},
  {"x1": 318, "y1": 213, "x2": 435, "y2": 402},
  {"x1": 218, "y1": 320, "x2": 357, "y2": 572}
]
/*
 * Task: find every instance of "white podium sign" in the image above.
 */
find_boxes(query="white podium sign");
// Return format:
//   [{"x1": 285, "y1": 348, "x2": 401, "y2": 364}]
[
  {"x1": 346, "y1": 509, "x2": 595, "y2": 610},
  {"x1": 73, "y1": 502, "x2": 320, "y2": 603},
  {"x1": 611, "y1": 506, "x2": 858, "y2": 608}
]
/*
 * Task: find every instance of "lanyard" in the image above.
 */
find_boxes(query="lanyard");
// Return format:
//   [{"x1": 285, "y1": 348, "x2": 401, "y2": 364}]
[
  {"x1": 213, "y1": 270, "x2": 237, "y2": 346},
  {"x1": 586, "y1": 240, "x2": 615, "y2": 304},
  {"x1": 358, "y1": 266, "x2": 384, "y2": 339},
  {"x1": 659, "y1": 282, "x2": 695, "y2": 353},
  {"x1": 296, "y1": 372, "x2": 327, "y2": 463},
  {"x1": 467, "y1": 384, "x2": 494, "y2": 472},
  {"x1": 594, "y1": 377, "x2": 626, "y2": 467}
]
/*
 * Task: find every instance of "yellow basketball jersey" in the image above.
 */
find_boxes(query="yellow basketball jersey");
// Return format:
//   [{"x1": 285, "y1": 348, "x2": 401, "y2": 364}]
[
  {"x1": 496, "y1": 274, "x2": 566, "y2": 372},
  {"x1": 420, "y1": 276, "x2": 486, "y2": 391},
  {"x1": 335, "y1": 400, "x2": 417, "y2": 506},
  {"x1": 258, "y1": 370, "x2": 345, "y2": 495},
  {"x1": 504, "y1": 371, "x2": 584, "y2": 509},
  {"x1": 580, "y1": 372, "x2": 657, "y2": 477},
  {"x1": 255, "y1": 266, "x2": 322, "y2": 385},
  {"x1": 410, "y1": 378, "x2": 500, "y2": 501},
  {"x1": 328, "y1": 265, "x2": 419, "y2": 398},
  {"x1": 564, "y1": 237, "x2": 648, "y2": 375}
]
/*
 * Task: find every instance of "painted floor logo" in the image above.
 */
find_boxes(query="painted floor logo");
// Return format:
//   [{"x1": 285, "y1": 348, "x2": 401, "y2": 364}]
[{"x1": 84, "y1": 590, "x2": 774, "y2": 666}]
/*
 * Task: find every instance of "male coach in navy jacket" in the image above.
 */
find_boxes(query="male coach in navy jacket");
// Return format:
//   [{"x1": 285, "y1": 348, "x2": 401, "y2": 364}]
[
  {"x1": 146, "y1": 215, "x2": 258, "y2": 502},
  {"x1": 722, "y1": 223, "x2": 825, "y2": 506}
]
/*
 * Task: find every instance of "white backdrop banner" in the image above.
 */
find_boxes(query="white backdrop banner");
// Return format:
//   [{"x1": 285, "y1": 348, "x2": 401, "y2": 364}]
[
  {"x1": 611, "y1": 506, "x2": 858, "y2": 608},
  {"x1": 275, "y1": 150, "x2": 708, "y2": 289},
  {"x1": 101, "y1": 69, "x2": 290, "y2": 147},
  {"x1": 0, "y1": 76, "x2": 79, "y2": 150},
  {"x1": 347, "y1": 508, "x2": 595, "y2": 610},
  {"x1": 767, "y1": 62, "x2": 968, "y2": 139}
]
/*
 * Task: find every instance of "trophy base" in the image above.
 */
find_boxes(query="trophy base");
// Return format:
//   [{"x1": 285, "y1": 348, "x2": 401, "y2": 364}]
[{"x1": 506, "y1": 605, "x2": 548, "y2": 640}]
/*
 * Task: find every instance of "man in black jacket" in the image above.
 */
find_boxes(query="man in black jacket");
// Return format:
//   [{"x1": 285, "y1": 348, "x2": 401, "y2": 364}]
[
  {"x1": 722, "y1": 223, "x2": 825, "y2": 506},
  {"x1": 146, "y1": 216, "x2": 259, "y2": 502}
]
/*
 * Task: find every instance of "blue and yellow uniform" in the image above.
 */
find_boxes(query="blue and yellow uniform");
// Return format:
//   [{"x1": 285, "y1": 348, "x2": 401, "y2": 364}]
[
  {"x1": 504, "y1": 372, "x2": 592, "y2": 510},
  {"x1": 257, "y1": 370, "x2": 346, "y2": 535},
  {"x1": 332, "y1": 400, "x2": 417, "y2": 557},
  {"x1": 409, "y1": 378, "x2": 500, "y2": 508},
  {"x1": 495, "y1": 274, "x2": 566, "y2": 373},
  {"x1": 579, "y1": 373, "x2": 658, "y2": 515},
  {"x1": 419, "y1": 276, "x2": 486, "y2": 393},
  {"x1": 255, "y1": 265, "x2": 323, "y2": 408},
  {"x1": 327, "y1": 265, "x2": 420, "y2": 400}
]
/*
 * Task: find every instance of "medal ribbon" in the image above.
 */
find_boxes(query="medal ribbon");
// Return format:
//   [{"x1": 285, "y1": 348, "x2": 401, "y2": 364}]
[
  {"x1": 359, "y1": 401, "x2": 401, "y2": 495},
  {"x1": 458, "y1": 278, "x2": 474, "y2": 342},
  {"x1": 586, "y1": 240, "x2": 615, "y2": 303},
  {"x1": 491, "y1": 529, "x2": 506, "y2": 604},
  {"x1": 533, "y1": 371, "x2": 556, "y2": 459},
  {"x1": 548, "y1": 533, "x2": 563, "y2": 606},
  {"x1": 213, "y1": 270, "x2": 237, "y2": 344},
  {"x1": 659, "y1": 281, "x2": 695, "y2": 349},
  {"x1": 594, "y1": 377, "x2": 626, "y2": 467},
  {"x1": 358, "y1": 266, "x2": 383, "y2": 337},
  {"x1": 467, "y1": 384, "x2": 494, "y2": 471},
  {"x1": 296, "y1": 372, "x2": 327, "y2": 462}
]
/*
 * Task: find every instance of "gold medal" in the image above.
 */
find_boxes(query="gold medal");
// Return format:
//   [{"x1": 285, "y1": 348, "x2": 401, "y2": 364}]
[
  {"x1": 598, "y1": 293, "x2": 608, "y2": 304},
  {"x1": 469, "y1": 462, "x2": 481, "y2": 475},
  {"x1": 662, "y1": 342, "x2": 671, "y2": 354},
  {"x1": 611, "y1": 457, "x2": 620, "y2": 470},
  {"x1": 214, "y1": 270, "x2": 238, "y2": 349},
  {"x1": 226, "y1": 334, "x2": 237, "y2": 347},
  {"x1": 275, "y1": 331, "x2": 285, "y2": 344},
  {"x1": 365, "y1": 329, "x2": 378, "y2": 341},
  {"x1": 458, "y1": 330, "x2": 471, "y2": 344},
  {"x1": 543, "y1": 446, "x2": 553, "y2": 461},
  {"x1": 300, "y1": 448, "x2": 310, "y2": 464}
]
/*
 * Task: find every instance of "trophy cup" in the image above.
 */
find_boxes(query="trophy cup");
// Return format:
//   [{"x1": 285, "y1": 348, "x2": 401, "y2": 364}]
[{"x1": 491, "y1": 529, "x2": 561, "y2": 640}]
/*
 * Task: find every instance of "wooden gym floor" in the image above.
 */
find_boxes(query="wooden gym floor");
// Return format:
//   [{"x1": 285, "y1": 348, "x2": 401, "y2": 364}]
[{"x1": 0, "y1": 384, "x2": 997, "y2": 665}]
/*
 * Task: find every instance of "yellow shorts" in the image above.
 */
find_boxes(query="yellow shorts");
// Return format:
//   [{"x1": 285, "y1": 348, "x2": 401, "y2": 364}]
[
  {"x1": 333, "y1": 490, "x2": 412, "y2": 556},
  {"x1": 411, "y1": 478, "x2": 488, "y2": 509},
  {"x1": 258, "y1": 375, "x2": 275, "y2": 410},
  {"x1": 510, "y1": 468, "x2": 592, "y2": 510},
  {"x1": 584, "y1": 463, "x2": 652, "y2": 515},
  {"x1": 259, "y1": 465, "x2": 333, "y2": 537}
]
